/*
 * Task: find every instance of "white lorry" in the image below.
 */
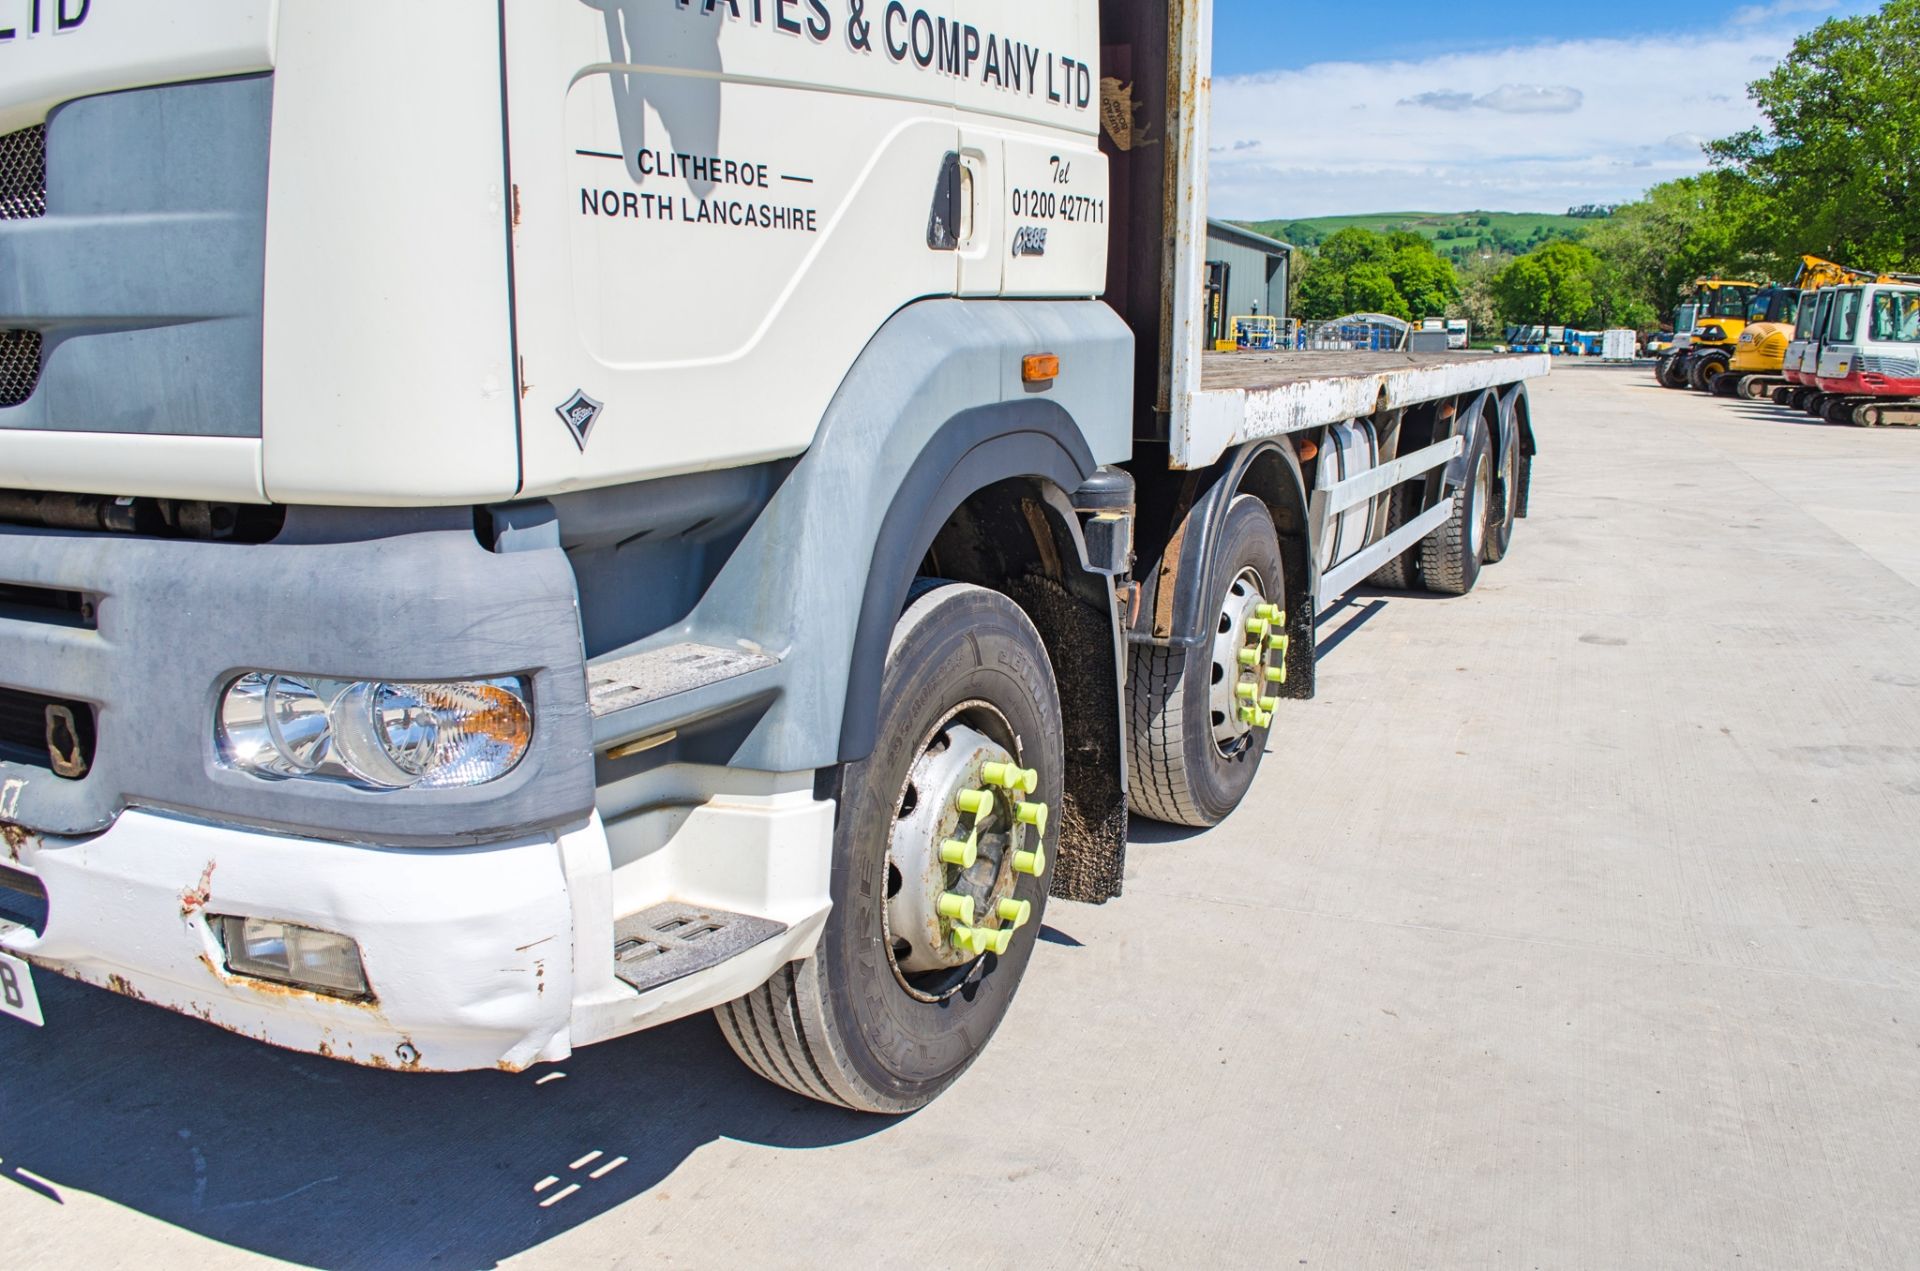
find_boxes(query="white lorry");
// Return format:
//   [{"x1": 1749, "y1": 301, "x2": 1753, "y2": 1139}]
[{"x1": 0, "y1": 0, "x2": 1545, "y2": 1111}]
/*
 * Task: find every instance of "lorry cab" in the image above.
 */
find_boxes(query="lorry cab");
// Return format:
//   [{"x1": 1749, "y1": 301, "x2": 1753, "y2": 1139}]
[{"x1": 2, "y1": 0, "x2": 1547, "y2": 1108}]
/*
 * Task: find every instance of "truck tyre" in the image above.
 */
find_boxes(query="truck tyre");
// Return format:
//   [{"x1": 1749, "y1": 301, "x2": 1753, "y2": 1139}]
[
  {"x1": 1365, "y1": 484, "x2": 1420, "y2": 589},
  {"x1": 1418, "y1": 424, "x2": 1490, "y2": 595},
  {"x1": 1127, "y1": 495, "x2": 1285, "y2": 828},
  {"x1": 716, "y1": 582, "x2": 1061, "y2": 1113},
  {"x1": 1659, "y1": 354, "x2": 1690, "y2": 389},
  {"x1": 1483, "y1": 425, "x2": 1523, "y2": 565}
]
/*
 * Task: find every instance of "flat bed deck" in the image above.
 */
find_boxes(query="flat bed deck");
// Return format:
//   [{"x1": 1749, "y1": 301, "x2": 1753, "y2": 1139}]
[
  {"x1": 1200, "y1": 348, "x2": 1538, "y2": 392},
  {"x1": 1178, "y1": 348, "x2": 1552, "y2": 468}
]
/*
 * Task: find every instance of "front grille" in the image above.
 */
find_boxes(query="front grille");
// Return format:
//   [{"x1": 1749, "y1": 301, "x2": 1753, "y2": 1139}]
[
  {"x1": 1, "y1": 125, "x2": 49, "y2": 408},
  {"x1": 0, "y1": 329, "x2": 41, "y2": 408},
  {"x1": 0, "y1": 124, "x2": 47, "y2": 220},
  {"x1": 0, "y1": 686, "x2": 95, "y2": 779}
]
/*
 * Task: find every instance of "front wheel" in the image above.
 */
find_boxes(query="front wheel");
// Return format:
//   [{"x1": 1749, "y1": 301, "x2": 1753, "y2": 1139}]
[
  {"x1": 1689, "y1": 355, "x2": 1729, "y2": 392},
  {"x1": 716, "y1": 582, "x2": 1062, "y2": 1113}
]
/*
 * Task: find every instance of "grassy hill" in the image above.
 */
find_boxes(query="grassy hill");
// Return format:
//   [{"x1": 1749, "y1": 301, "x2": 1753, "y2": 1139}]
[{"x1": 1243, "y1": 211, "x2": 1600, "y2": 262}]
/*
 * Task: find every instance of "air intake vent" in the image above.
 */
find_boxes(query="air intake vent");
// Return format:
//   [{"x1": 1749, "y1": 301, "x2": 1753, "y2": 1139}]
[
  {"x1": 0, "y1": 123, "x2": 47, "y2": 221},
  {"x1": 0, "y1": 329, "x2": 40, "y2": 409}
]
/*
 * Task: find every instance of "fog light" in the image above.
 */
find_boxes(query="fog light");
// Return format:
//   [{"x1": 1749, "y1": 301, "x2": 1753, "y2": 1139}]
[{"x1": 216, "y1": 915, "x2": 370, "y2": 999}]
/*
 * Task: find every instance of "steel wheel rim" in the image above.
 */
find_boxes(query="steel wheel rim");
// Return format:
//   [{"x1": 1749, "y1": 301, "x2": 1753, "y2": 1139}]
[
  {"x1": 1469, "y1": 450, "x2": 1491, "y2": 558},
  {"x1": 1208, "y1": 566, "x2": 1280, "y2": 756},
  {"x1": 882, "y1": 703, "x2": 1042, "y2": 1004}
]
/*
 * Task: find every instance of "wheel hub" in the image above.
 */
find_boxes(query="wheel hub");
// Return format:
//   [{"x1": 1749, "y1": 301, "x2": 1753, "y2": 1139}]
[
  {"x1": 885, "y1": 717, "x2": 1048, "y2": 992},
  {"x1": 1208, "y1": 568, "x2": 1287, "y2": 755}
]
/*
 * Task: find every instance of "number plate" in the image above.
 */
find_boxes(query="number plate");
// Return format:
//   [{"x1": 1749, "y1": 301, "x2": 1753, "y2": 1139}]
[{"x1": 0, "y1": 951, "x2": 44, "y2": 1027}]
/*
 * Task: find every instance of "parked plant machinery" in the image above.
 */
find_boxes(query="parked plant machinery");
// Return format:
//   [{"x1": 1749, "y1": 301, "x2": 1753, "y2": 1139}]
[
  {"x1": 1775, "y1": 285, "x2": 1840, "y2": 410},
  {"x1": 1654, "y1": 279, "x2": 1760, "y2": 390},
  {"x1": 1809, "y1": 281, "x2": 1920, "y2": 426},
  {"x1": 1719, "y1": 257, "x2": 1891, "y2": 400}
]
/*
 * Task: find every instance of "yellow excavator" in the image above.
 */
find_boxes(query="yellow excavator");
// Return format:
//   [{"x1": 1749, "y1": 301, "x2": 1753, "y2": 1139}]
[
  {"x1": 1655, "y1": 279, "x2": 1762, "y2": 390},
  {"x1": 1710, "y1": 256, "x2": 1883, "y2": 400}
]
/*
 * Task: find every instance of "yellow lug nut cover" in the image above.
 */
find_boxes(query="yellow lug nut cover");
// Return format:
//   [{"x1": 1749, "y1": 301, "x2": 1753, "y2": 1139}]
[
  {"x1": 988, "y1": 928, "x2": 1015, "y2": 956},
  {"x1": 1236, "y1": 683, "x2": 1258, "y2": 700},
  {"x1": 1246, "y1": 617, "x2": 1269, "y2": 635},
  {"x1": 1260, "y1": 696, "x2": 1280, "y2": 712},
  {"x1": 1255, "y1": 711, "x2": 1273, "y2": 728},
  {"x1": 981, "y1": 762, "x2": 1039, "y2": 793},
  {"x1": 1267, "y1": 666, "x2": 1287, "y2": 684},
  {"x1": 1239, "y1": 648, "x2": 1260, "y2": 667},
  {"x1": 955, "y1": 788, "x2": 992, "y2": 815},
  {"x1": 1013, "y1": 845, "x2": 1047, "y2": 877},
  {"x1": 997, "y1": 897, "x2": 1033, "y2": 928},
  {"x1": 1015, "y1": 800, "x2": 1050, "y2": 836},
  {"x1": 1239, "y1": 705, "x2": 1259, "y2": 726},
  {"x1": 1268, "y1": 634, "x2": 1288, "y2": 652},
  {"x1": 951, "y1": 925, "x2": 978, "y2": 953},
  {"x1": 937, "y1": 893, "x2": 976, "y2": 925},
  {"x1": 940, "y1": 835, "x2": 979, "y2": 868}
]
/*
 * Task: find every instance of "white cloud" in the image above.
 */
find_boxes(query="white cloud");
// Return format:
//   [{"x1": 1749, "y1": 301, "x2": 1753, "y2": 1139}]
[
  {"x1": 1401, "y1": 84, "x2": 1585, "y2": 114},
  {"x1": 1209, "y1": 27, "x2": 1802, "y2": 218},
  {"x1": 1732, "y1": 0, "x2": 1838, "y2": 25}
]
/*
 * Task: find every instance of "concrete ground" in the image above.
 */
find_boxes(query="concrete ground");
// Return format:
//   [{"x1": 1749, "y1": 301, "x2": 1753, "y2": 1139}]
[{"x1": 5, "y1": 365, "x2": 1919, "y2": 1269}]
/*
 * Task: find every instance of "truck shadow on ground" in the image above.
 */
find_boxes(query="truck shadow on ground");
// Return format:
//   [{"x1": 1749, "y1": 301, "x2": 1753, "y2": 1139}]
[{"x1": 0, "y1": 970, "x2": 891, "y2": 1269}]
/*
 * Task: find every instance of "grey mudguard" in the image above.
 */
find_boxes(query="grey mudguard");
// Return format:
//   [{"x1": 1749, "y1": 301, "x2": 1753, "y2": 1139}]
[
  {"x1": 592, "y1": 298, "x2": 1133, "y2": 774},
  {"x1": 0, "y1": 509, "x2": 593, "y2": 846},
  {"x1": 0, "y1": 76, "x2": 271, "y2": 439}
]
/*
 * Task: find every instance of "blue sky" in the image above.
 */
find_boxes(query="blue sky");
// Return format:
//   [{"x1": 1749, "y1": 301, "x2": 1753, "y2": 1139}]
[{"x1": 1207, "y1": 0, "x2": 1877, "y2": 218}]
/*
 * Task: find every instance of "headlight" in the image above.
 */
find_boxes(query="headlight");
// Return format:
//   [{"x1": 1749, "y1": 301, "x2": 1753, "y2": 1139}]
[{"x1": 219, "y1": 673, "x2": 532, "y2": 789}]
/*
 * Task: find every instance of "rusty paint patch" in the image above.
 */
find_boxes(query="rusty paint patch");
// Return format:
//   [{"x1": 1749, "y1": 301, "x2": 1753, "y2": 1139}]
[
  {"x1": 1, "y1": 821, "x2": 37, "y2": 863},
  {"x1": 104, "y1": 973, "x2": 151, "y2": 1003},
  {"x1": 178, "y1": 860, "x2": 216, "y2": 920}
]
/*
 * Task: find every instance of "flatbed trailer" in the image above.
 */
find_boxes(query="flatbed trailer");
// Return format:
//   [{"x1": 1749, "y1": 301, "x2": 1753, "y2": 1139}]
[{"x1": 0, "y1": 0, "x2": 1547, "y2": 1112}]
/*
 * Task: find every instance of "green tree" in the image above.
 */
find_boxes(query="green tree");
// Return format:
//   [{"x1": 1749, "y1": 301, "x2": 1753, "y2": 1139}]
[
  {"x1": 1493, "y1": 242, "x2": 1601, "y2": 327},
  {"x1": 1293, "y1": 227, "x2": 1458, "y2": 323},
  {"x1": 1711, "y1": 0, "x2": 1920, "y2": 271},
  {"x1": 1578, "y1": 172, "x2": 1767, "y2": 323}
]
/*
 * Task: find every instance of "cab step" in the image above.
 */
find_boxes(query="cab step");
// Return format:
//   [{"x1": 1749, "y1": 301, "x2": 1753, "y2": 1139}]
[
  {"x1": 611, "y1": 902, "x2": 788, "y2": 995},
  {"x1": 587, "y1": 642, "x2": 780, "y2": 754}
]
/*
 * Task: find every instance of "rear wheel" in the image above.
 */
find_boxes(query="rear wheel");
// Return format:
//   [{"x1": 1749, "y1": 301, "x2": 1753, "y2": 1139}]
[
  {"x1": 716, "y1": 582, "x2": 1061, "y2": 1113},
  {"x1": 1128, "y1": 496, "x2": 1286, "y2": 828},
  {"x1": 1365, "y1": 484, "x2": 1421, "y2": 589},
  {"x1": 1659, "y1": 354, "x2": 1691, "y2": 389},
  {"x1": 1483, "y1": 426, "x2": 1522, "y2": 565},
  {"x1": 1418, "y1": 424, "x2": 1490, "y2": 596}
]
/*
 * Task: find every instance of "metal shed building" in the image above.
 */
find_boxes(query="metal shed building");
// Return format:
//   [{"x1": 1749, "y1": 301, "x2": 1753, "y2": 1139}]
[{"x1": 1205, "y1": 220, "x2": 1293, "y2": 340}]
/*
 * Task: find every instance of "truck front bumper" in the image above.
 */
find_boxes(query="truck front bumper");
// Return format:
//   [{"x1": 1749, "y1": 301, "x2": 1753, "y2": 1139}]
[{"x1": 1, "y1": 795, "x2": 834, "y2": 1072}]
